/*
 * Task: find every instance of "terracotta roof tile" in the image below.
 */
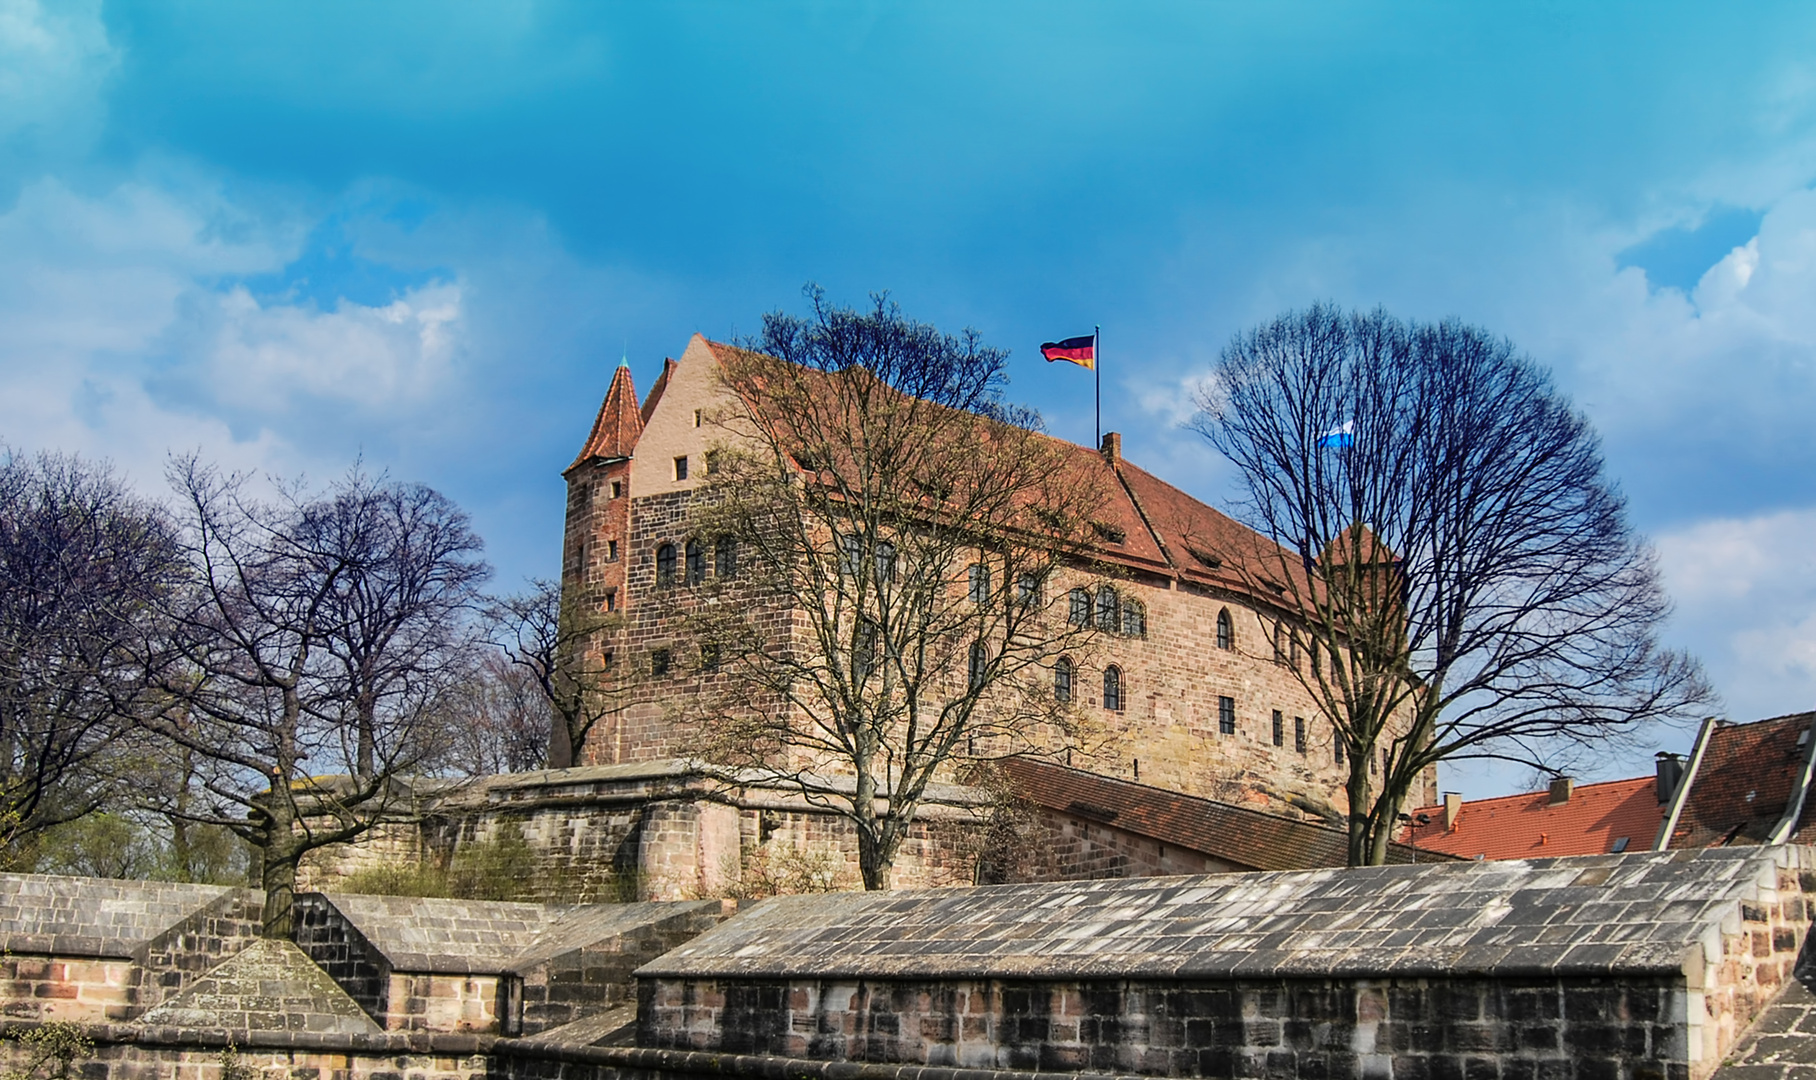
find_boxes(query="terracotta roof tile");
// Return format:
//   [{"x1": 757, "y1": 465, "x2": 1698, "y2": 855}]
[
  {"x1": 1670, "y1": 712, "x2": 1816, "y2": 849},
  {"x1": 566, "y1": 363, "x2": 643, "y2": 473},
  {"x1": 1002, "y1": 758, "x2": 1438, "y2": 871},
  {"x1": 1401, "y1": 777, "x2": 1663, "y2": 860}
]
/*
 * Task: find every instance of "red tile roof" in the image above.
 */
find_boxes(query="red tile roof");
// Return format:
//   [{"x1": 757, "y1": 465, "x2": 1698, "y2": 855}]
[
  {"x1": 566, "y1": 363, "x2": 643, "y2": 473},
  {"x1": 1667, "y1": 712, "x2": 1816, "y2": 849},
  {"x1": 1401, "y1": 777, "x2": 1663, "y2": 861},
  {"x1": 1002, "y1": 758, "x2": 1441, "y2": 871}
]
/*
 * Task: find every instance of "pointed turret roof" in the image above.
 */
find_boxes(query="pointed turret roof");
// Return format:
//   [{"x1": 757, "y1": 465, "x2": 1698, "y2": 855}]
[{"x1": 566, "y1": 362, "x2": 644, "y2": 474}]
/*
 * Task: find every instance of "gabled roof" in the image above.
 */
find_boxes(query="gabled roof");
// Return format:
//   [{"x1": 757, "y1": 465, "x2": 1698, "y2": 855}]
[
  {"x1": 689, "y1": 337, "x2": 1308, "y2": 606},
  {"x1": 1401, "y1": 777, "x2": 1663, "y2": 861},
  {"x1": 1002, "y1": 758, "x2": 1438, "y2": 871},
  {"x1": 566, "y1": 363, "x2": 643, "y2": 473},
  {"x1": 1667, "y1": 712, "x2": 1816, "y2": 849}
]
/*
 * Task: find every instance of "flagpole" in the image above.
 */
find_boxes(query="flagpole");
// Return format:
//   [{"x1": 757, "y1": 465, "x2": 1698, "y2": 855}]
[{"x1": 1094, "y1": 324, "x2": 1101, "y2": 448}]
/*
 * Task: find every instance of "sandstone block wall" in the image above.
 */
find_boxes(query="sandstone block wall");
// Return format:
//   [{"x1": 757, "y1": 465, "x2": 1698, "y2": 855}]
[
  {"x1": 0, "y1": 956, "x2": 134, "y2": 1023},
  {"x1": 637, "y1": 974, "x2": 1690, "y2": 1080}
]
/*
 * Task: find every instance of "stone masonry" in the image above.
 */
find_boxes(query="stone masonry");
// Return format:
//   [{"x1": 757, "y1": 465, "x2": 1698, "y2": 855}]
[
  {"x1": 635, "y1": 847, "x2": 1816, "y2": 1080},
  {"x1": 562, "y1": 334, "x2": 1439, "y2": 821}
]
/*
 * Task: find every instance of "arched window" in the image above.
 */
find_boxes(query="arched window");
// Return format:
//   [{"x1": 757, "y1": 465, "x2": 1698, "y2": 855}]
[
  {"x1": 1121, "y1": 600, "x2": 1146, "y2": 638},
  {"x1": 1069, "y1": 588, "x2": 1091, "y2": 625},
  {"x1": 875, "y1": 541, "x2": 896, "y2": 585},
  {"x1": 685, "y1": 539, "x2": 706, "y2": 585},
  {"x1": 715, "y1": 537, "x2": 737, "y2": 579},
  {"x1": 1054, "y1": 656, "x2": 1073, "y2": 703},
  {"x1": 1216, "y1": 608, "x2": 1233, "y2": 650},
  {"x1": 1103, "y1": 666, "x2": 1124, "y2": 712},
  {"x1": 969, "y1": 641, "x2": 989, "y2": 690},
  {"x1": 1095, "y1": 586, "x2": 1119, "y2": 631},
  {"x1": 968, "y1": 563, "x2": 990, "y2": 604},
  {"x1": 1016, "y1": 573, "x2": 1041, "y2": 609},
  {"x1": 655, "y1": 543, "x2": 677, "y2": 587}
]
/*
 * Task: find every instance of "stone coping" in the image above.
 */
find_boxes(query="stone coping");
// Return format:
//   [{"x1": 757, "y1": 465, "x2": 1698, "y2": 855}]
[
  {"x1": 489, "y1": 1039, "x2": 1147, "y2": 1080},
  {"x1": 0, "y1": 875, "x2": 244, "y2": 958},
  {"x1": 1, "y1": 1019, "x2": 1147, "y2": 1080},
  {"x1": 639, "y1": 846, "x2": 1804, "y2": 982},
  {"x1": 309, "y1": 893, "x2": 723, "y2": 974}
]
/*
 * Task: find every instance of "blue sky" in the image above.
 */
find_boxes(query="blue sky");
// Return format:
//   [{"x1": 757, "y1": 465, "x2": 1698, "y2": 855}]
[{"x1": 7, "y1": 2, "x2": 1816, "y2": 794}]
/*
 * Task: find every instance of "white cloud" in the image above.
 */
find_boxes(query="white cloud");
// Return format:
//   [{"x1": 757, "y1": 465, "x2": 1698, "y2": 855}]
[
  {"x1": 189, "y1": 282, "x2": 463, "y2": 412},
  {"x1": 1655, "y1": 508, "x2": 1816, "y2": 724}
]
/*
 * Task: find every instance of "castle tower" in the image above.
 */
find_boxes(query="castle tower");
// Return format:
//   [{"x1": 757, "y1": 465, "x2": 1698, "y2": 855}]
[{"x1": 554, "y1": 360, "x2": 643, "y2": 767}]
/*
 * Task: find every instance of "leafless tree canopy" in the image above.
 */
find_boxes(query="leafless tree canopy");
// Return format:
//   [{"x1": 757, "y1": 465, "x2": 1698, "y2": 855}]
[
  {"x1": 147, "y1": 459, "x2": 489, "y2": 934},
  {"x1": 485, "y1": 578, "x2": 620, "y2": 771},
  {"x1": 0, "y1": 450, "x2": 184, "y2": 859},
  {"x1": 686, "y1": 288, "x2": 1112, "y2": 890},
  {"x1": 1192, "y1": 305, "x2": 1711, "y2": 864}
]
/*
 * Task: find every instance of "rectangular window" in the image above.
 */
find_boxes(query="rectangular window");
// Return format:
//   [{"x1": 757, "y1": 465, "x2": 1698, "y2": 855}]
[
  {"x1": 604, "y1": 590, "x2": 617, "y2": 613},
  {"x1": 674, "y1": 456, "x2": 689, "y2": 481},
  {"x1": 1218, "y1": 696, "x2": 1236, "y2": 735},
  {"x1": 693, "y1": 409, "x2": 703, "y2": 428},
  {"x1": 1272, "y1": 710, "x2": 1284, "y2": 747},
  {"x1": 607, "y1": 539, "x2": 619, "y2": 561},
  {"x1": 610, "y1": 480, "x2": 622, "y2": 499},
  {"x1": 651, "y1": 648, "x2": 671, "y2": 677},
  {"x1": 1334, "y1": 729, "x2": 1345, "y2": 765},
  {"x1": 1294, "y1": 717, "x2": 1306, "y2": 755}
]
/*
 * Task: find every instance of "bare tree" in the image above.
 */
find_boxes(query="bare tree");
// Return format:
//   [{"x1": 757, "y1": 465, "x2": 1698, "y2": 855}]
[
  {"x1": 486, "y1": 578, "x2": 621, "y2": 770},
  {"x1": 0, "y1": 449, "x2": 183, "y2": 864},
  {"x1": 434, "y1": 649, "x2": 554, "y2": 776},
  {"x1": 147, "y1": 460, "x2": 488, "y2": 935},
  {"x1": 685, "y1": 289, "x2": 1112, "y2": 890},
  {"x1": 1191, "y1": 305, "x2": 1712, "y2": 865}
]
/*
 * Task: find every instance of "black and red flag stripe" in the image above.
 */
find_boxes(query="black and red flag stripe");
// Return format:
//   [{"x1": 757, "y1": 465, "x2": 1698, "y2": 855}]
[{"x1": 1040, "y1": 334, "x2": 1096, "y2": 369}]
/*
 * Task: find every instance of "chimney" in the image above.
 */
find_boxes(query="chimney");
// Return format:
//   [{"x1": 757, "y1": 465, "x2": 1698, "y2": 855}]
[
  {"x1": 1548, "y1": 776, "x2": 1574, "y2": 805},
  {"x1": 1101, "y1": 431, "x2": 1121, "y2": 463},
  {"x1": 1655, "y1": 752, "x2": 1684, "y2": 805},
  {"x1": 1442, "y1": 791, "x2": 1462, "y2": 832}
]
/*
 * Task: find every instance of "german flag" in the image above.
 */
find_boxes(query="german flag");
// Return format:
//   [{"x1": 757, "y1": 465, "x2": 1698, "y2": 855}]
[{"x1": 1040, "y1": 334, "x2": 1096, "y2": 370}]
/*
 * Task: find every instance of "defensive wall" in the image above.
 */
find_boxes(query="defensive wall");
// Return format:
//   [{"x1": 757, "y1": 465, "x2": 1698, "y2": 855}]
[{"x1": 7, "y1": 848, "x2": 1816, "y2": 1080}]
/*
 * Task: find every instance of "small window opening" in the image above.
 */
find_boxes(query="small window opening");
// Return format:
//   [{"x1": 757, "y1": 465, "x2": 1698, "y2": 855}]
[
  {"x1": 1095, "y1": 586, "x2": 1119, "y2": 631},
  {"x1": 651, "y1": 648, "x2": 671, "y2": 677},
  {"x1": 1069, "y1": 588, "x2": 1090, "y2": 626},
  {"x1": 693, "y1": 408, "x2": 703, "y2": 428},
  {"x1": 968, "y1": 563, "x2": 990, "y2": 604},
  {"x1": 1218, "y1": 696, "x2": 1236, "y2": 736},
  {"x1": 1103, "y1": 666, "x2": 1124, "y2": 712},
  {"x1": 674, "y1": 456, "x2": 689, "y2": 481},
  {"x1": 655, "y1": 543, "x2": 676, "y2": 587},
  {"x1": 1216, "y1": 608, "x2": 1233, "y2": 650},
  {"x1": 715, "y1": 537, "x2": 737, "y2": 579},
  {"x1": 1294, "y1": 716, "x2": 1306, "y2": 755},
  {"x1": 610, "y1": 480, "x2": 623, "y2": 499},
  {"x1": 1055, "y1": 656, "x2": 1073, "y2": 703},
  {"x1": 607, "y1": 539, "x2": 619, "y2": 562},
  {"x1": 604, "y1": 590, "x2": 617, "y2": 613},
  {"x1": 1272, "y1": 710, "x2": 1284, "y2": 747},
  {"x1": 685, "y1": 539, "x2": 706, "y2": 585},
  {"x1": 969, "y1": 641, "x2": 989, "y2": 690}
]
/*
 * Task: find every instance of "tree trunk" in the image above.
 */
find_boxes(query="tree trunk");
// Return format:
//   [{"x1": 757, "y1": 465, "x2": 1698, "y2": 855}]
[
  {"x1": 261, "y1": 848, "x2": 299, "y2": 939},
  {"x1": 856, "y1": 824, "x2": 895, "y2": 891}
]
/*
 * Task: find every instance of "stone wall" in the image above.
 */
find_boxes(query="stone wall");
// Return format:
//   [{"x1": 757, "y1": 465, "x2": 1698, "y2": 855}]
[
  {"x1": 637, "y1": 973, "x2": 1689, "y2": 1078},
  {"x1": 0, "y1": 955, "x2": 135, "y2": 1023},
  {"x1": 130, "y1": 889, "x2": 264, "y2": 1014},
  {"x1": 634, "y1": 848, "x2": 1816, "y2": 1080}
]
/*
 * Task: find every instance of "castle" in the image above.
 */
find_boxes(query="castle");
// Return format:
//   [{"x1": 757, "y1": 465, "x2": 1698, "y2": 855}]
[
  {"x1": 557, "y1": 335, "x2": 1434, "y2": 827},
  {"x1": 304, "y1": 332, "x2": 1439, "y2": 900}
]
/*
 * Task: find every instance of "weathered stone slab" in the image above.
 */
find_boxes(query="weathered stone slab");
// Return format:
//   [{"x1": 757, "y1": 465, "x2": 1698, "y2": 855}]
[
  {"x1": 0, "y1": 873, "x2": 241, "y2": 957},
  {"x1": 136, "y1": 937, "x2": 382, "y2": 1035},
  {"x1": 642, "y1": 848, "x2": 1793, "y2": 982}
]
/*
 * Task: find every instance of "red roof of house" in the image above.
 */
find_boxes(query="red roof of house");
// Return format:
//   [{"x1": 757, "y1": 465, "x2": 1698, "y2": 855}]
[
  {"x1": 1400, "y1": 776, "x2": 1663, "y2": 861},
  {"x1": 566, "y1": 363, "x2": 644, "y2": 473},
  {"x1": 1667, "y1": 712, "x2": 1816, "y2": 849},
  {"x1": 1003, "y1": 758, "x2": 1440, "y2": 871}
]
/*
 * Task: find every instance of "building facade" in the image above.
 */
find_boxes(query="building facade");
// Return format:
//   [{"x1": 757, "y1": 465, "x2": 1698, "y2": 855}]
[{"x1": 560, "y1": 334, "x2": 1437, "y2": 822}]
